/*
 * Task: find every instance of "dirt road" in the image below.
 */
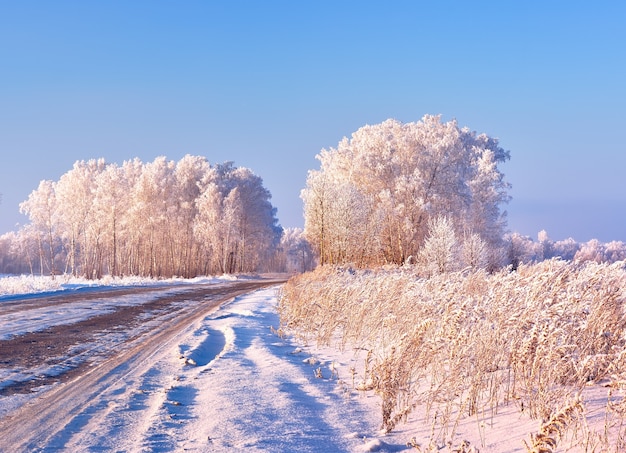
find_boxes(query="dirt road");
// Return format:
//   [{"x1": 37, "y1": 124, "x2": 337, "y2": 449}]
[{"x1": 0, "y1": 277, "x2": 286, "y2": 451}]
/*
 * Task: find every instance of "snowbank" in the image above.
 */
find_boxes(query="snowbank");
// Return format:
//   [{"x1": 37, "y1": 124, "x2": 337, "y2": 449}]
[{"x1": 0, "y1": 273, "x2": 237, "y2": 299}]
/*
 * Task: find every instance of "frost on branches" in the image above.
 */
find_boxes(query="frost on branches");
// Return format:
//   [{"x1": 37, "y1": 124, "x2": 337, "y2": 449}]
[
  {"x1": 301, "y1": 115, "x2": 511, "y2": 269},
  {"x1": 10, "y1": 156, "x2": 282, "y2": 278}
]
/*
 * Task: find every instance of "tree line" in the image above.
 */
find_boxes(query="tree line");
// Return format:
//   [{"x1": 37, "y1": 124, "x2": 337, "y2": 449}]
[
  {"x1": 1, "y1": 155, "x2": 282, "y2": 278},
  {"x1": 1, "y1": 115, "x2": 624, "y2": 279}
]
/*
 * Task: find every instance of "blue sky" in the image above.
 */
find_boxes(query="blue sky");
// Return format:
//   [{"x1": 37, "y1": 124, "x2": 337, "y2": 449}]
[{"x1": 1, "y1": 1, "x2": 625, "y2": 242}]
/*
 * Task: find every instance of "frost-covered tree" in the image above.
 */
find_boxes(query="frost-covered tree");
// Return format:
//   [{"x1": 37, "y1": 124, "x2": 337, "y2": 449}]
[
  {"x1": 13, "y1": 155, "x2": 281, "y2": 278},
  {"x1": 0, "y1": 232, "x2": 27, "y2": 274},
  {"x1": 301, "y1": 170, "x2": 329, "y2": 265},
  {"x1": 129, "y1": 156, "x2": 176, "y2": 276},
  {"x1": 419, "y1": 216, "x2": 458, "y2": 275},
  {"x1": 302, "y1": 115, "x2": 511, "y2": 267},
  {"x1": 220, "y1": 187, "x2": 243, "y2": 273},
  {"x1": 552, "y1": 238, "x2": 580, "y2": 261},
  {"x1": 19, "y1": 180, "x2": 60, "y2": 276},
  {"x1": 537, "y1": 230, "x2": 553, "y2": 261},
  {"x1": 90, "y1": 163, "x2": 133, "y2": 277},
  {"x1": 194, "y1": 180, "x2": 223, "y2": 273},
  {"x1": 603, "y1": 241, "x2": 626, "y2": 262},
  {"x1": 171, "y1": 155, "x2": 211, "y2": 277},
  {"x1": 574, "y1": 239, "x2": 626, "y2": 263},
  {"x1": 54, "y1": 159, "x2": 104, "y2": 276},
  {"x1": 210, "y1": 163, "x2": 282, "y2": 273},
  {"x1": 505, "y1": 232, "x2": 609, "y2": 266},
  {"x1": 461, "y1": 231, "x2": 488, "y2": 270},
  {"x1": 278, "y1": 227, "x2": 315, "y2": 273}
]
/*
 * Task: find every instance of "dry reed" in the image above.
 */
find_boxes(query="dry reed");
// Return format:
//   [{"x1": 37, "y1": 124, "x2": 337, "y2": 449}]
[{"x1": 277, "y1": 259, "x2": 626, "y2": 448}]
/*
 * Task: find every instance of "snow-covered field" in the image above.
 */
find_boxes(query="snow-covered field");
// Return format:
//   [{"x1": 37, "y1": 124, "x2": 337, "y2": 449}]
[
  {"x1": 0, "y1": 273, "x2": 234, "y2": 298},
  {"x1": 1, "y1": 274, "x2": 619, "y2": 452}
]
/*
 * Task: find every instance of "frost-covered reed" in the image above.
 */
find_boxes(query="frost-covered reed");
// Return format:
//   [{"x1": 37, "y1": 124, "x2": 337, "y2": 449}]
[{"x1": 278, "y1": 259, "x2": 626, "y2": 449}]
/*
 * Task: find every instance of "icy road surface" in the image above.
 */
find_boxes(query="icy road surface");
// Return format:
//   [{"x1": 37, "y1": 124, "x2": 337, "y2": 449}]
[{"x1": 0, "y1": 280, "x2": 404, "y2": 452}]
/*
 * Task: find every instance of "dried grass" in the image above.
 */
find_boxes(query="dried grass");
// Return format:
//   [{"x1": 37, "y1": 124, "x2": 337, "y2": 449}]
[{"x1": 278, "y1": 259, "x2": 626, "y2": 449}]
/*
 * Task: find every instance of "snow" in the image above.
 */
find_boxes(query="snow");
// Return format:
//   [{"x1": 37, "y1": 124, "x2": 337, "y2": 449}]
[
  {"x1": 0, "y1": 274, "x2": 236, "y2": 342},
  {"x1": 75, "y1": 287, "x2": 395, "y2": 452},
  {"x1": 0, "y1": 277, "x2": 620, "y2": 451},
  {"x1": 0, "y1": 278, "x2": 388, "y2": 451},
  {"x1": 0, "y1": 283, "x2": 394, "y2": 451},
  {"x1": 0, "y1": 273, "x2": 232, "y2": 299}
]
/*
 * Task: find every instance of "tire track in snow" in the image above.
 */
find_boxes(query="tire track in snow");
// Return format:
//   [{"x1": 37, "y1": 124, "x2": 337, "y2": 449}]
[
  {"x1": 157, "y1": 288, "x2": 392, "y2": 452},
  {"x1": 0, "y1": 279, "x2": 284, "y2": 452}
]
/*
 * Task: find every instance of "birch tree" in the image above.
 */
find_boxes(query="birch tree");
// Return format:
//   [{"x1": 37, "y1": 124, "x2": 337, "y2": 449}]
[
  {"x1": 19, "y1": 180, "x2": 59, "y2": 276},
  {"x1": 194, "y1": 180, "x2": 222, "y2": 273},
  {"x1": 419, "y1": 215, "x2": 458, "y2": 275},
  {"x1": 302, "y1": 170, "x2": 331, "y2": 265},
  {"x1": 209, "y1": 163, "x2": 281, "y2": 273},
  {"x1": 54, "y1": 159, "x2": 104, "y2": 276},
  {"x1": 172, "y1": 155, "x2": 211, "y2": 277},
  {"x1": 129, "y1": 156, "x2": 176, "y2": 276}
]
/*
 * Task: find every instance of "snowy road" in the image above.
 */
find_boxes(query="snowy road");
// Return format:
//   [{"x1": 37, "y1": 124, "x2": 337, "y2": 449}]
[
  {"x1": 0, "y1": 280, "x2": 406, "y2": 452},
  {"x1": 0, "y1": 280, "x2": 284, "y2": 395}
]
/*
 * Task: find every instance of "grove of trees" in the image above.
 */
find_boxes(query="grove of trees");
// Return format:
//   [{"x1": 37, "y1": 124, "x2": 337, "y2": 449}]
[
  {"x1": 276, "y1": 227, "x2": 316, "y2": 274},
  {"x1": 2, "y1": 116, "x2": 625, "y2": 279},
  {"x1": 507, "y1": 230, "x2": 626, "y2": 267},
  {"x1": 3, "y1": 155, "x2": 282, "y2": 278},
  {"x1": 301, "y1": 115, "x2": 511, "y2": 270}
]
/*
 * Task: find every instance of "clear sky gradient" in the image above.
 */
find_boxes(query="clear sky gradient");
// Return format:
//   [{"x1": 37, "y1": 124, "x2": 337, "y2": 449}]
[{"x1": 1, "y1": 1, "x2": 625, "y2": 242}]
